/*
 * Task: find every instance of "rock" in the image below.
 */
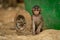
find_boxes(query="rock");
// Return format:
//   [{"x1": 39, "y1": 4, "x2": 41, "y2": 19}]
[
  {"x1": 0, "y1": 8, "x2": 32, "y2": 35},
  {"x1": 15, "y1": 8, "x2": 32, "y2": 35}
]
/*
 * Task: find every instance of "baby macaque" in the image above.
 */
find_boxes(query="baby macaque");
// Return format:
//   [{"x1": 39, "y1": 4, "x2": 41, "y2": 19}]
[
  {"x1": 16, "y1": 15, "x2": 26, "y2": 32},
  {"x1": 32, "y1": 5, "x2": 43, "y2": 35}
]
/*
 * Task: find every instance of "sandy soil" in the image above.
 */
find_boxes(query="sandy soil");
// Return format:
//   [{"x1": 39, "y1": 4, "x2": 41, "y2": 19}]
[{"x1": 0, "y1": 29, "x2": 60, "y2": 40}]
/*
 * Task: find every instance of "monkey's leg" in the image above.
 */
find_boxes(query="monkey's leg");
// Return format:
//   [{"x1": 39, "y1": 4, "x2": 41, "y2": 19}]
[
  {"x1": 32, "y1": 20, "x2": 35, "y2": 35},
  {"x1": 36, "y1": 18, "x2": 43, "y2": 34},
  {"x1": 36, "y1": 23, "x2": 43, "y2": 34}
]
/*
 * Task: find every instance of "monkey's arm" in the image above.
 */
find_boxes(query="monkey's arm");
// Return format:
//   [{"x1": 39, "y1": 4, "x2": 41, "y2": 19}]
[
  {"x1": 31, "y1": 16, "x2": 36, "y2": 35},
  {"x1": 32, "y1": 20, "x2": 36, "y2": 34}
]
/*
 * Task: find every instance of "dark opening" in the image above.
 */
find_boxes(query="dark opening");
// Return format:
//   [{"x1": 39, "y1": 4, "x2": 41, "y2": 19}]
[
  {"x1": 17, "y1": 0, "x2": 20, "y2": 3},
  {"x1": 16, "y1": 15, "x2": 26, "y2": 31},
  {"x1": 16, "y1": 15, "x2": 25, "y2": 20},
  {"x1": 17, "y1": 0, "x2": 24, "y2": 3}
]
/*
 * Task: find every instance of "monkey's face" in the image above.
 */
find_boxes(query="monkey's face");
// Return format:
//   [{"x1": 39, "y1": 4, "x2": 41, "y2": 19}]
[
  {"x1": 33, "y1": 8, "x2": 40, "y2": 16},
  {"x1": 34, "y1": 11, "x2": 39, "y2": 15}
]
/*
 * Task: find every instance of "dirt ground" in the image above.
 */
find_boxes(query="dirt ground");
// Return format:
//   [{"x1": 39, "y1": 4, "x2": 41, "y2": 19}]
[{"x1": 0, "y1": 29, "x2": 60, "y2": 40}]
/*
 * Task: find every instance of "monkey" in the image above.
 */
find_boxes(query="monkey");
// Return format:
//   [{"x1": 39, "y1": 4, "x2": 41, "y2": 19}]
[
  {"x1": 16, "y1": 15, "x2": 26, "y2": 33},
  {"x1": 32, "y1": 5, "x2": 44, "y2": 35}
]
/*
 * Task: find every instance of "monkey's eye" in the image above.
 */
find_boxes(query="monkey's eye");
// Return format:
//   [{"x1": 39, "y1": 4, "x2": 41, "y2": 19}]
[
  {"x1": 32, "y1": 8, "x2": 40, "y2": 11},
  {"x1": 32, "y1": 9, "x2": 40, "y2": 11}
]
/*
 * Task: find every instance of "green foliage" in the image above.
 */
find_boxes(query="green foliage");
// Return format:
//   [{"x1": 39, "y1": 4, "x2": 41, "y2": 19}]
[{"x1": 24, "y1": 0, "x2": 60, "y2": 30}]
